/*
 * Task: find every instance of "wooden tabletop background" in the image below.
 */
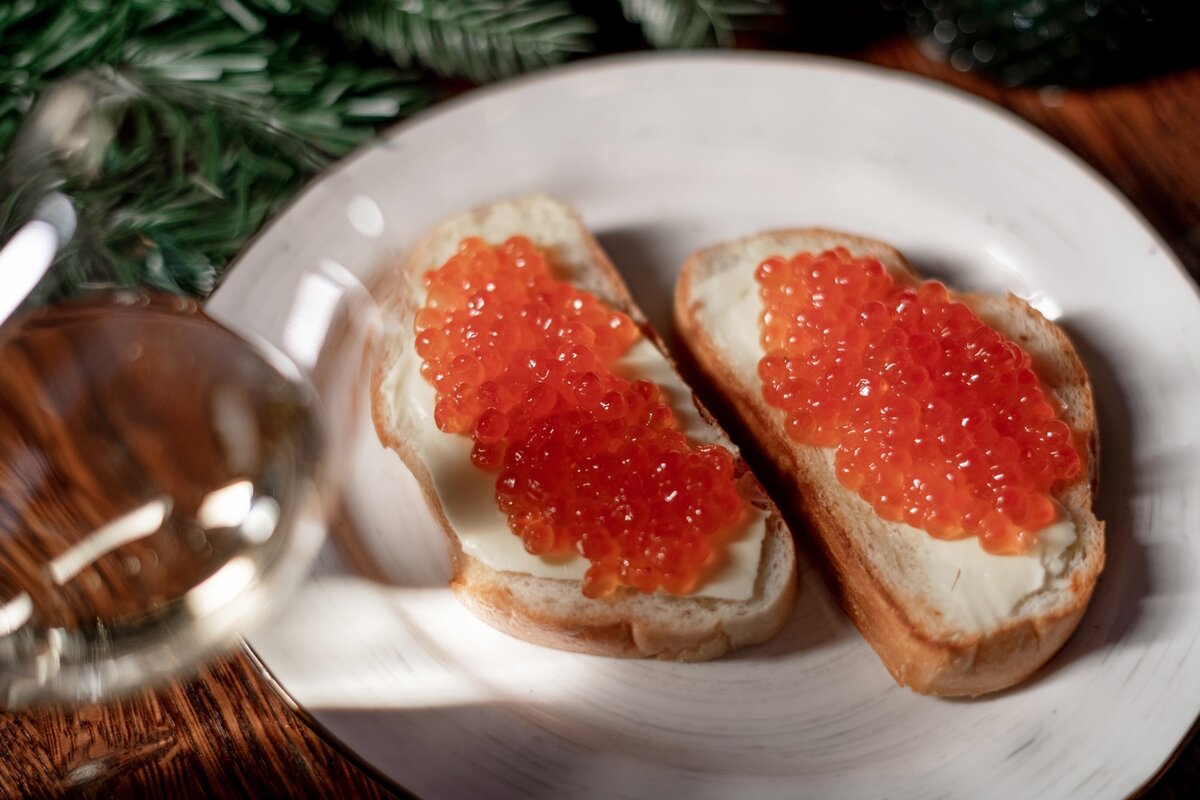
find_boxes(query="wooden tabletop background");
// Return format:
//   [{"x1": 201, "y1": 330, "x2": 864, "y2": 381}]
[{"x1": 2, "y1": 21, "x2": 1199, "y2": 800}]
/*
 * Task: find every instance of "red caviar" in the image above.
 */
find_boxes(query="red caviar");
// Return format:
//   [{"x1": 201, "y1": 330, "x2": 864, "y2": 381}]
[
  {"x1": 755, "y1": 248, "x2": 1082, "y2": 554},
  {"x1": 417, "y1": 236, "x2": 744, "y2": 597}
]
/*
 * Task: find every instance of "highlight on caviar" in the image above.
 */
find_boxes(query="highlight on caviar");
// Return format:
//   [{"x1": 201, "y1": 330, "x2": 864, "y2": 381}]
[
  {"x1": 414, "y1": 236, "x2": 745, "y2": 597},
  {"x1": 754, "y1": 248, "x2": 1081, "y2": 555}
]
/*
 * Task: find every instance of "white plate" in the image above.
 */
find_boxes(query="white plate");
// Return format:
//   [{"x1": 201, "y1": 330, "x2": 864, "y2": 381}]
[{"x1": 208, "y1": 53, "x2": 1200, "y2": 799}]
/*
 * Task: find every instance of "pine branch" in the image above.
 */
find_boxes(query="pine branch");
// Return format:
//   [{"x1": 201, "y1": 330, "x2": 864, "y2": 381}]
[
  {"x1": 120, "y1": 13, "x2": 432, "y2": 167},
  {"x1": 0, "y1": 0, "x2": 782, "y2": 303},
  {"x1": 0, "y1": 2, "x2": 435, "y2": 301},
  {"x1": 342, "y1": 0, "x2": 594, "y2": 82},
  {"x1": 619, "y1": 0, "x2": 779, "y2": 48}
]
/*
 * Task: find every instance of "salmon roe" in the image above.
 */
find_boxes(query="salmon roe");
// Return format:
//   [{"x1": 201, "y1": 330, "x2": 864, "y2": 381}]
[
  {"x1": 416, "y1": 236, "x2": 744, "y2": 597},
  {"x1": 756, "y1": 248, "x2": 1082, "y2": 554}
]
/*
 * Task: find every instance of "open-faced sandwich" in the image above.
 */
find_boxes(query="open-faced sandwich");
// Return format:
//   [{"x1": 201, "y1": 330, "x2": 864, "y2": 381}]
[
  {"x1": 371, "y1": 195, "x2": 797, "y2": 661},
  {"x1": 675, "y1": 229, "x2": 1104, "y2": 695}
]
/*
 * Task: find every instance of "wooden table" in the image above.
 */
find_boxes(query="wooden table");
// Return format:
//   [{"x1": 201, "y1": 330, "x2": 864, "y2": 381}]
[{"x1": 2, "y1": 32, "x2": 1198, "y2": 800}]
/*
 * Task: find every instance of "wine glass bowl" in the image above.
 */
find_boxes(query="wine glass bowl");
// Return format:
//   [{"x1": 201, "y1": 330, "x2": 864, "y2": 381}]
[
  {"x1": 0, "y1": 68, "x2": 382, "y2": 708},
  {"x1": 0, "y1": 291, "x2": 330, "y2": 706}
]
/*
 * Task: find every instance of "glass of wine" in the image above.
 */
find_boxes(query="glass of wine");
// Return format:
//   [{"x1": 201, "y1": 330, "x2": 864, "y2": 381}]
[{"x1": 0, "y1": 78, "x2": 372, "y2": 708}]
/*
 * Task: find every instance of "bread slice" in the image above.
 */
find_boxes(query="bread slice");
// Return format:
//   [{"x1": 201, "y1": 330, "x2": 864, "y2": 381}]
[
  {"x1": 675, "y1": 229, "x2": 1104, "y2": 694},
  {"x1": 370, "y1": 195, "x2": 797, "y2": 661}
]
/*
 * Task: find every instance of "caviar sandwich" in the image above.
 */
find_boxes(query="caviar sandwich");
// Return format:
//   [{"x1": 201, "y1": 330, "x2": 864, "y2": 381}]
[
  {"x1": 675, "y1": 229, "x2": 1104, "y2": 695},
  {"x1": 371, "y1": 196, "x2": 797, "y2": 661}
]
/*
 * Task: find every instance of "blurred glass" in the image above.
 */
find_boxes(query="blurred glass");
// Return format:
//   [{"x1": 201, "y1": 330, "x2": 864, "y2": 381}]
[{"x1": 0, "y1": 77, "x2": 367, "y2": 708}]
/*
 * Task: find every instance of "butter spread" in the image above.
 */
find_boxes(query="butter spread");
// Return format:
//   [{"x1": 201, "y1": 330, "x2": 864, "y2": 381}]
[
  {"x1": 387, "y1": 328, "x2": 768, "y2": 602},
  {"x1": 891, "y1": 509, "x2": 1076, "y2": 630},
  {"x1": 691, "y1": 254, "x2": 1078, "y2": 631}
]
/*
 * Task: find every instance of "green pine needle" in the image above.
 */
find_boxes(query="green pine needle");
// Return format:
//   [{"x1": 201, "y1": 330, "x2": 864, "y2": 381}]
[
  {"x1": 0, "y1": 0, "x2": 779, "y2": 303},
  {"x1": 343, "y1": 0, "x2": 594, "y2": 83},
  {"x1": 121, "y1": 14, "x2": 432, "y2": 167},
  {"x1": 620, "y1": 0, "x2": 779, "y2": 48},
  {"x1": 0, "y1": 1, "x2": 434, "y2": 301}
]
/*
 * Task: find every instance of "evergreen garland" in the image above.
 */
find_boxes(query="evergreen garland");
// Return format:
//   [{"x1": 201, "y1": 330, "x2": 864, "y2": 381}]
[{"x1": 0, "y1": 0, "x2": 777, "y2": 300}]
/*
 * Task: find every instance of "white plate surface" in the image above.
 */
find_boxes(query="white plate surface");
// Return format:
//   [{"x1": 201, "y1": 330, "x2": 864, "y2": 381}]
[{"x1": 208, "y1": 53, "x2": 1200, "y2": 799}]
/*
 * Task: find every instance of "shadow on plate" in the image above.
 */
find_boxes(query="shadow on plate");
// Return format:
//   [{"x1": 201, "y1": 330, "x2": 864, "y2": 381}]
[{"x1": 595, "y1": 225, "x2": 684, "y2": 347}]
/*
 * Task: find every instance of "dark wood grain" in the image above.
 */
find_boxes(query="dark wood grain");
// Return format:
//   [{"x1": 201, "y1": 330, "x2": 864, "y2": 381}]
[
  {"x1": 0, "y1": 651, "x2": 394, "y2": 799},
  {"x1": 1, "y1": 31, "x2": 1198, "y2": 800}
]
